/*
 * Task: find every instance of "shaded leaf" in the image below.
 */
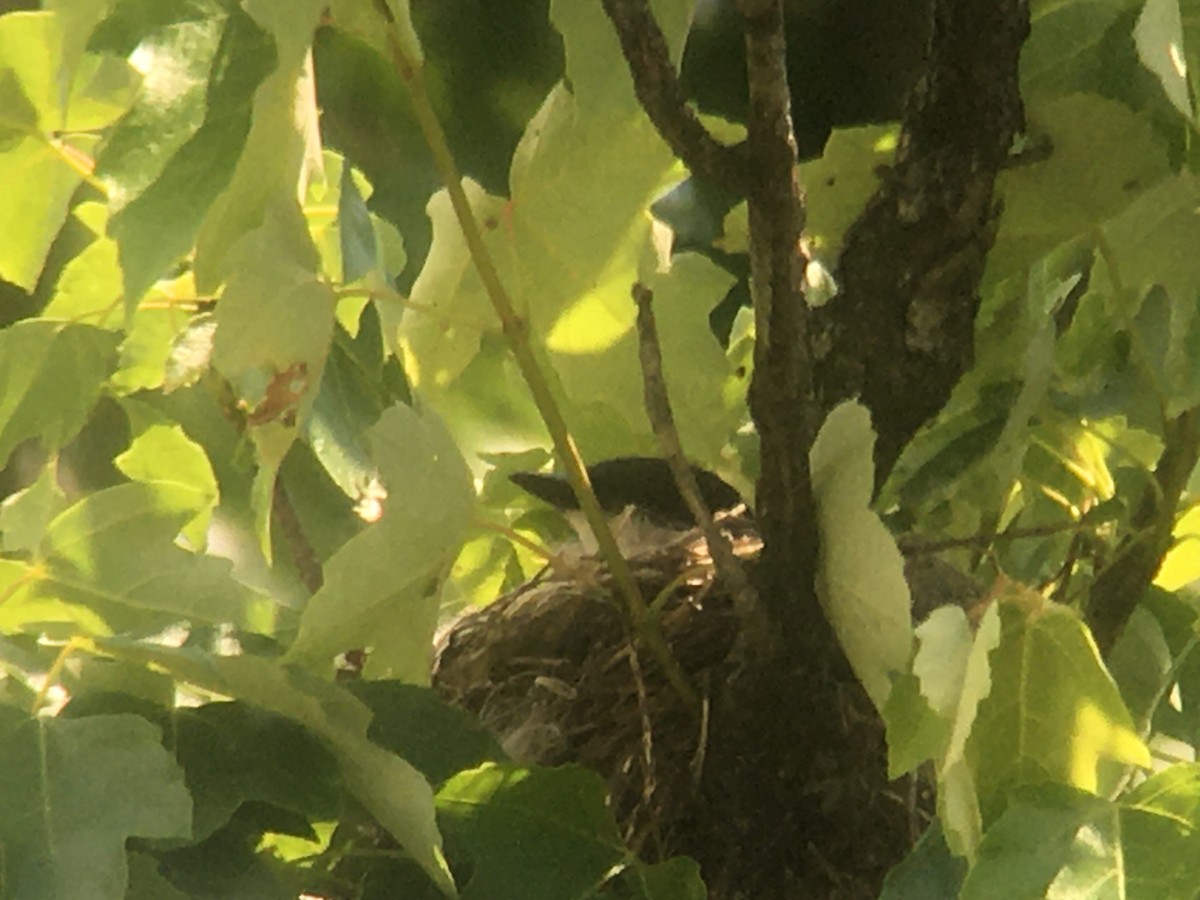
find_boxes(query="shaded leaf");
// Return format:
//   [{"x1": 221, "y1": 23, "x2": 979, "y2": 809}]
[
  {"x1": 0, "y1": 712, "x2": 191, "y2": 900},
  {"x1": 962, "y1": 784, "x2": 1113, "y2": 900},
  {"x1": 438, "y1": 763, "x2": 625, "y2": 900},
  {"x1": 94, "y1": 642, "x2": 455, "y2": 894},
  {"x1": 350, "y1": 680, "x2": 506, "y2": 786},
  {"x1": 0, "y1": 464, "x2": 68, "y2": 554}
]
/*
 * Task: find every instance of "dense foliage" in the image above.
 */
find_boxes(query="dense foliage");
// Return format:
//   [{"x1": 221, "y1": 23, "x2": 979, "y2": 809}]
[{"x1": 1, "y1": 0, "x2": 1200, "y2": 898}]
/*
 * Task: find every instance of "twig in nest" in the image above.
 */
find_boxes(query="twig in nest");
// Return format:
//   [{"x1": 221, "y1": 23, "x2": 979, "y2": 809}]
[
  {"x1": 623, "y1": 634, "x2": 663, "y2": 857},
  {"x1": 632, "y1": 282, "x2": 759, "y2": 626}
]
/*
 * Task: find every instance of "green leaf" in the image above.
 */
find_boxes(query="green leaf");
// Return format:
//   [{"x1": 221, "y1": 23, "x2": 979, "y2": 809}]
[
  {"x1": 967, "y1": 597, "x2": 1151, "y2": 825},
  {"x1": 989, "y1": 94, "x2": 1169, "y2": 282},
  {"x1": 0, "y1": 67, "x2": 40, "y2": 145},
  {"x1": 73, "y1": 697, "x2": 341, "y2": 842},
  {"x1": 349, "y1": 680, "x2": 507, "y2": 785},
  {"x1": 114, "y1": 407, "x2": 219, "y2": 548},
  {"x1": 393, "y1": 180, "x2": 507, "y2": 391},
  {"x1": 126, "y1": 850, "x2": 191, "y2": 900},
  {"x1": 326, "y1": 0, "x2": 423, "y2": 66},
  {"x1": 1122, "y1": 763, "x2": 1200, "y2": 895},
  {"x1": 1022, "y1": 0, "x2": 1136, "y2": 97},
  {"x1": 1135, "y1": 0, "x2": 1193, "y2": 120},
  {"x1": 192, "y1": 0, "x2": 327, "y2": 290},
  {"x1": 799, "y1": 124, "x2": 896, "y2": 260},
  {"x1": 213, "y1": 203, "x2": 336, "y2": 391},
  {"x1": 810, "y1": 401, "x2": 914, "y2": 709},
  {"x1": 394, "y1": 0, "x2": 737, "y2": 463},
  {"x1": 303, "y1": 331, "x2": 388, "y2": 503},
  {"x1": 101, "y1": 4, "x2": 276, "y2": 303},
  {"x1": 1106, "y1": 606, "x2": 1174, "y2": 733},
  {"x1": 438, "y1": 763, "x2": 626, "y2": 900},
  {"x1": 0, "y1": 320, "x2": 117, "y2": 467},
  {"x1": 0, "y1": 712, "x2": 191, "y2": 900},
  {"x1": 338, "y1": 158, "x2": 381, "y2": 283},
  {"x1": 60, "y1": 691, "x2": 327, "y2": 843},
  {"x1": 43, "y1": 203, "x2": 124, "y2": 325},
  {"x1": 45, "y1": 0, "x2": 119, "y2": 104},
  {"x1": 939, "y1": 603, "x2": 1003, "y2": 859},
  {"x1": 0, "y1": 464, "x2": 68, "y2": 554},
  {"x1": 1103, "y1": 172, "x2": 1200, "y2": 311},
  {"x1": 36, "y1": 481, "x2": 264, "y2": 630},
  {"x1": 285, "y1": 404, "x2": 473, "y2": 679},
  {"x1": 93, "y1": 642, "x2": 455, "y2": 895},
  {"x1": 163, "y1": 314, "x2": 217, "y2": 393},
  {"x1": 0, "y1": 12, "x2": 135, "y2": 289},
  {"x1": 883, "y1": 671, "x2": 950, "y2": 779},
  {"x1": 1100, "y1": 172, "x2": 1200, "y2": 413},
  {"x1": 880, "y1": 823, "x2": 967, "y2": 900},
  {"x1": 620, "y1": 856, "x2": 707, "y2": 900},
  {"x1": 962, "y1": 784, "x2": 1114, "y2": 900}
]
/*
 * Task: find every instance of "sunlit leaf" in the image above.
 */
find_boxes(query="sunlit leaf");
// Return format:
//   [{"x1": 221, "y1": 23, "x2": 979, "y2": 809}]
[
  {"x1": 0, "y1": 464, "x2": 68, "y2": 555},
  {"x1": 285, "y1": 403, "x2": 473, "y2": 679},
  {"x1": 192, "y1": 0, "x2": 326, "y2": 290},
  {"x1": 1135, "y1": 0, "x2": 1193, "y2": 120},
  {"x1": 0, "y1": 320, "x2": 117, "y2": 467},
  {"x1": 100, "y1": 3, "x2": 276, "y2": 303},
  {"x1": 36, "y1": 481, "x2": 264, "y2": 630},
  {"x1": 968, "y1": 595, "x2": 1151, "y2": 824}
]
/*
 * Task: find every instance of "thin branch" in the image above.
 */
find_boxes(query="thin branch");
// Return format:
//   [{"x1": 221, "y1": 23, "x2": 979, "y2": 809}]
[
  {"x1": 898, "y1": 517, "x2": 1102, "y2": 555},
  {"x1": 632, "y1": 283, "x2": 760, "y2": 630},
  {"x1": 600, "y1": 0, "x2": 747, "y2": 192},
  {"x1": 378, "y1": 15, "x2": 698, "y2": 710}
]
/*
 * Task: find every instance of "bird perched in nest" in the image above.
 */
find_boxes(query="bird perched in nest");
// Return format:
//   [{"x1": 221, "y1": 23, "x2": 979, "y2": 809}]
[{"x1": 509, "y1": 456, "x2": 748, "y2": 558}]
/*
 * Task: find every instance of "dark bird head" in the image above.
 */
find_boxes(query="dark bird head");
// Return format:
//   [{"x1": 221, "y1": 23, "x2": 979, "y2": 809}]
[{"x1": 510, "y1": 456, "x2": 746, "y2": 556}]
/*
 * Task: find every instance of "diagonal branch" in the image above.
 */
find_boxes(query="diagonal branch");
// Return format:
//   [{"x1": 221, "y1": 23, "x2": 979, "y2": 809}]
[
  {"x1": 601, "y1": 0, "x2": 747, "y2": 192},
  {"x1": 1089, "y1": 407, "x2": 1200, "y2": 655}
]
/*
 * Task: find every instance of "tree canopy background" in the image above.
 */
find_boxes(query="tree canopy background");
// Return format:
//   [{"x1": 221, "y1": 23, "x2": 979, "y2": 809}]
[{"x1": 1, "y1": 0, "x2": 1200, "y2": 898}]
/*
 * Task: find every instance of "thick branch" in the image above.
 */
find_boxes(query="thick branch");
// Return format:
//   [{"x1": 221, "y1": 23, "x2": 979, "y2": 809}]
[
  {"x1": 601, "y1": 0, "x2": 747, "y2": 192},
  {"x1": 1089, "y1": 408, "x2": 1200, "y2": 655},
  {"x1": 737, "y1": 0, "x2": 821, "y2": 644},
  {"x1": 814, "y1": 0, "x2": 1031, "y2": 484}
]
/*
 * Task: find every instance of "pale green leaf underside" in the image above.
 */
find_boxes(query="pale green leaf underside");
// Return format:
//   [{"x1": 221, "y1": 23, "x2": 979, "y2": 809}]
[{"x1": 810, "y1": 401, "x2": 914, "y2": 710}]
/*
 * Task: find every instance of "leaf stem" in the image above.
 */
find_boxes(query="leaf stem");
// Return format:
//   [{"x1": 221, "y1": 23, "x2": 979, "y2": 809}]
[{"x1": 378, "y1": 15, "x2": 697, "y2": 709}]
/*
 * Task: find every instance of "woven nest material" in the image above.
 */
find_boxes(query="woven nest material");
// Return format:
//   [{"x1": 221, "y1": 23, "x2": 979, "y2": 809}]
[
  {"x1": 434, "y1": 515, "x2": 761, "y2": 858},
  {"x1": 432, "y1": 520, "x2": 972, "y2": 896}
]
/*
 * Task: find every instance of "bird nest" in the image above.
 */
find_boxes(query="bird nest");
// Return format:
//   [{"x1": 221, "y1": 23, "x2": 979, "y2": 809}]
[
  {"x1": 433, "y1": 515, "x2": 761, "y2": 859},
  {"x1": 432, "y1": 520, "x2": 972, "y2": 896}
]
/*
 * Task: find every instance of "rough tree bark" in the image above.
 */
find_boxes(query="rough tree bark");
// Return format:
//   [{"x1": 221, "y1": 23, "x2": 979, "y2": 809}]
[{"x1": 602, "y1": 0, "x2": 1031, "y2": 895}]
